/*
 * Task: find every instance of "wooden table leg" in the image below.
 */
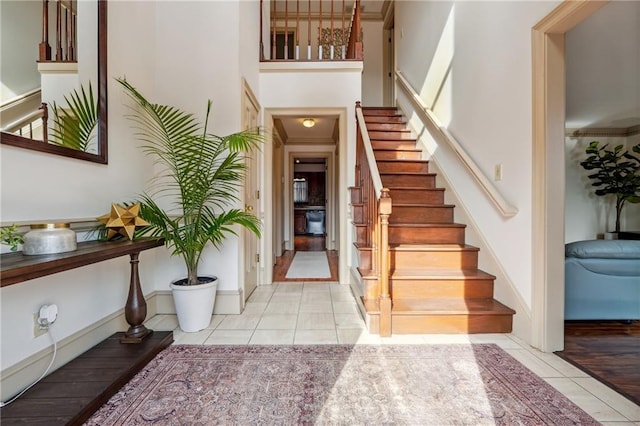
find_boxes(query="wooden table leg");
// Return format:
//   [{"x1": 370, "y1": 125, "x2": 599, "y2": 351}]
[{"x1": 121, "y1": 252, "x2": 153, "y2": 343}]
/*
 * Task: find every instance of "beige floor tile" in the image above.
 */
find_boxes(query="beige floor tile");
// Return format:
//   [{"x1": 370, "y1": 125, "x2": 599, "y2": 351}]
[
  {"x1": 294, "y1": 329, "x2": 338, "y2": 344},
  {"x1": 216, "y1": 314, "x2": 261, "y2": 330},
  {"x1": 332, "y1": 301, "x2": 359, "y2": 314},
  {"x1": 242, "y1": 302, "x2": 268, "y2": 315},
  {"x1": 303, "y1": 283, "x2": 331, "y2": 293},
  {"x1": 299, "y1": 301, "x2": 333, "y2": 313},
  {"x1": 265, "y1": 301, "x2": 300, "y2": 314},
  {"x1": 275, "y1": 283, "x2": 304, "y2": 294},
  {"x1": 531, "y1": 351, "x2": 591, "y2": 378},
  {"x1": 380, "y1": 334, "x2": 432, "y2": 345},
  {"x1": 337, "y1": 328, "x2": 381, "y2": 345},
  {"x1": 173, "y1": 328, "x2": 214, "y2": 345},
  {"x1": 420, "y1": 334, "x2": 472, "y2": 344},
  {"x1": 297, "y1": 312, "x2": 336, "y2": 330},
  {"x1": 249, "y1": 329, "x2": 295, "y2": 345},
  {"x1": 269, "y1": 293, "x2": 303, "y2": 303},
  {"x1": 331, "y1": 290, "x2": 357, "y2": 302},
  {"x1": 505, "y1": 348, "x2": 564, "y2": 378},
  {"x1": 573, "y1": 377, "x2": 640, "y2": 421},
  {"x1": 206, "y1": 315, "x2": 225, "y2": 329},
  {"x1": 301, "y1": 291, "x2": 332, "y2": 304},
  {"x1": 256, "y1": 313, "x2": 298, "y2": 330},
  {"x1": 247, "y1": 287, "x2": 275, "y2": 303},
  {"x1": 145, "y1": 314, "x2": 179, "y2": 331},
  {"x1": 545, "y1": 378, "x2": 629, "y2": 422},
  {"x1": 600, "y1": 422, "x2": 637, "y2": 426},
  {"x1": 204, "y1": 329, "x2": 253, "y2": 345},
  {"x1": 334, "y1": 313, "x2": 365, "y2": 329}
]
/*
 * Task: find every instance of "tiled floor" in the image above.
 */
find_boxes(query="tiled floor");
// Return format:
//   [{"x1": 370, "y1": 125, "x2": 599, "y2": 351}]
[{"x1": 145, "y1": 281, "x2": 640, "y2": 425}]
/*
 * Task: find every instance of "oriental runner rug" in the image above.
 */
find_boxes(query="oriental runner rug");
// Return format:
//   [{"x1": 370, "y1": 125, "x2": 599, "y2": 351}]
[{"x1": 87, "y1": 344, "x2": 598, "y2": 425}]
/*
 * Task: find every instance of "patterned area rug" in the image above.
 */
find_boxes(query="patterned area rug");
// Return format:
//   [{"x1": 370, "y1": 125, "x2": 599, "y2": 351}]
[{"x1": 87, "y1": 344, "x2": 598, "y2": 425}]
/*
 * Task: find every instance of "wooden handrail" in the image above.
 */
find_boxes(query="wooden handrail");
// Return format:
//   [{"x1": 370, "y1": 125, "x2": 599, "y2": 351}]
[
  {"x1": 395, "y1": 71, "x2": 519, "y2": 217},
  {"x1": 355, "y1": 102, "x2": 392, "y2": 336}
]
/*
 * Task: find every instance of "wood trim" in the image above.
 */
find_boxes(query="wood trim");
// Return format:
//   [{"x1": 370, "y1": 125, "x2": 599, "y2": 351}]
[
  {"x1": 565, "y1": 125, "x2": 640, "y2": 138},
  {"x1": 531, "y1": 0, "x2": 608, "y2": 353}
]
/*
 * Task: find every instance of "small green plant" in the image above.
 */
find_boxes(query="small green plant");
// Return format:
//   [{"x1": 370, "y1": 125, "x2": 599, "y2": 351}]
[
  {"x1": 49, "y1": 82, "x2": 98, "y2": 152},
  {"x1": 1, "y1": 224, "x2": 24, "y2": 252},
  {"x1": 580, "y1": 141, "x2": 640, "y2": 233}
]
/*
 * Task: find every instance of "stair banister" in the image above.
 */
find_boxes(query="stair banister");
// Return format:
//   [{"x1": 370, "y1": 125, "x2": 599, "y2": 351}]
[
  {"x1": 355, "y1": 102, "x2": 392, "y2": 336},
  {"x1": 395, "y1": 70, "x2": 518, "y2": 218}
]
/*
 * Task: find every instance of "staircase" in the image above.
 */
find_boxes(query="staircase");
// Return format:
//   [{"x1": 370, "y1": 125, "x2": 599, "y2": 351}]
[{"x1": 352, "y1": 106, "x2": 515, "y2": 335}]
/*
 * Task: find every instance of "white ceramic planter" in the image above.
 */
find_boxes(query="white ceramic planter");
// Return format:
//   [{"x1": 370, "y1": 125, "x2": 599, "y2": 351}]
[{"x1": 170, "y1": 276, "x2": 217, "y2": 332}]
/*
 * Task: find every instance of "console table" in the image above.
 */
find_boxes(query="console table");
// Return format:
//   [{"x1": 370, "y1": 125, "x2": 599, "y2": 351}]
[
  {"x1": 1, "y1": 238, "x2": 164, "y2": 342},
  {"x1": 1, "y1": 238, "x2": 174, "y2": 424}
]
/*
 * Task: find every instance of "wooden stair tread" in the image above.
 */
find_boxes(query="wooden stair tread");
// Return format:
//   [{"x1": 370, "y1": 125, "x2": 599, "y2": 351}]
[
  {"x1": 387, "y1": 186, "x2": 444, "y2": 191},
  {"x1": 389, "y1": 223, "x2": 466, "y2": 228},
  {"x1": 392, "y1": 298, "x2": 515, "y2": 315},
  {"x1": 359, "y1": 268, "x2": 495, "y2": 280},
  {"x1": 381, "y1": 171, "x2": 435, "y2": 176},
  {"x1": 389, "y1": 243, "x2": 479, "y2": 252},
  {"x1": 393, "y1": 203, "x2": 455, "y2": 208},
  {"x1": 389, "y1": 268, "x2": 496, "y2": 280}
]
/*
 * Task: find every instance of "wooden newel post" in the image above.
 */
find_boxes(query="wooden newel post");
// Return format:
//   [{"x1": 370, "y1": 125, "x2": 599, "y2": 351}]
[
  {"x1": 121, "y1": 252, "x2": 153, "y2": 343},
  {"x1": 39, "y1": 103, "x2": 48, "y2": 142},
  {"x1": 378, "y1": 188, "x2": 392, "y2": 337}
]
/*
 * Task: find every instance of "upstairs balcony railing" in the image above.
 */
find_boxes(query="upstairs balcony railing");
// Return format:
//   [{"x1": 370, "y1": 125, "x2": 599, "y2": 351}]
[{"x1": 261, "y1": 0, "x2": 362, "y2": 61}]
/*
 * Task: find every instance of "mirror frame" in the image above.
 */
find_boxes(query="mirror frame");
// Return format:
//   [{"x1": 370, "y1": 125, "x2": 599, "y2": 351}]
[{"x1": 0, "y1": 0, "x2": 108, "y2": 164}]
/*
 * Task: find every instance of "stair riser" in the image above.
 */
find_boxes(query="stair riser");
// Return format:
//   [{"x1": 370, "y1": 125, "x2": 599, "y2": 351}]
[
  {"x1": 391, "y1": 315, "x2": 513, "y2": 334},
  {"x1": 350, "y1": 187, "x2": 362, "y2": 204},
  {"x1": 389, "y1": 189, "x2": 445, "y2": 204},
  {"x1": 374, "y1": 150, "x2": 422, "y2": 161},
  {"x1": 378, "y1": 161, "x2": 429, "y2": 174},
  {"x1": 390, "y1": 280, "x2": 494, "y2": 299},
  {"x1": 372, "y1": 141, "x2": 418, "y2": 151},
  {"x1": 351, "y1": 204, "x2": 365, "y2": 223},
  {"x1": 389, "y1": 227, "x2": 465, "y2": 245},
  {"x1": 382, "y1": 174, "x2": 436, "y2": 188},
  {"x1": 367, "y1": 123, "x2": 409, "y2": 131},
  {"x1": 391, "y1": 250, "x2": 478, "y2": 270},
  {"x1": 354, "y1": 225, "x2": 368, "y2": 245},
  {"x1": 357, "y1": 248, "x2": 373, "y2": 270},
  {"x1": 370, "y1": 131, "x2": 416, "y2": 140},
  {"x1": 390, "y1": 206, "x2": 453, "y2": 224}
]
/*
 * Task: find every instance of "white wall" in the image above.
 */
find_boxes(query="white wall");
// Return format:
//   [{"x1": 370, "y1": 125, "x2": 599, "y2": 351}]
[
  {"x1": 1, "y1": 0, "x2": 253, "y2": 390},
  {"x1": 0, "y1": 0, "x2": 41, "y2": 101},
  {"x1": 565, "y1": 1, "x2": 640, "y2": 129},
  {"x1": 361, "y1": 20, "x2": 384, "y2": 106},
  {"x1": 394, "y1": 1, "x2": 560, "y2": 313},
  {"x1": 0, "y1": 0, "x2": 157, "y2": 380}
]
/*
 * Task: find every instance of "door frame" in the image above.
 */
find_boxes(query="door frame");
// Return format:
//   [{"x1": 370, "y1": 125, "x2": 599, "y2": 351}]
[
  {"x1": 262, "y1": 107, "x2": 348, "y2": 285},
  {"x1": 531, "y1": 0, "x2": 607, "y2": 352},
  {"x1": 285, "y1": 149, "x2": 336, "y2": 251},
  {"x1": 241, "y1": 78, "x2": 261, "y2": 304}
]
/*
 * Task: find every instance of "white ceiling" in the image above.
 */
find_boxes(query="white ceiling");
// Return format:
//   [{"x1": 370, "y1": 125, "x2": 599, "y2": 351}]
[{"x1": 274, "y1": 115, "x2": 339, "y2": 145}]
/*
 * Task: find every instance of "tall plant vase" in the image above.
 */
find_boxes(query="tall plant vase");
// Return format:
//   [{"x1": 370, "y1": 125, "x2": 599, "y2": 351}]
[{"x1": 170, "y1": 277, "x2": 218, "y2": 332}]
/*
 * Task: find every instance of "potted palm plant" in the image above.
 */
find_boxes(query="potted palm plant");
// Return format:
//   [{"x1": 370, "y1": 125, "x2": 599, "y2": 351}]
[
  {"x1": 580, "y1": 141, "x2": 640, "y2": 237},
  {"x1": 49, "y1": 82, "x2": 98, "y2": 152},
  {"x1": 116, "y1": 78, "x2": 262, "y2": 332}
]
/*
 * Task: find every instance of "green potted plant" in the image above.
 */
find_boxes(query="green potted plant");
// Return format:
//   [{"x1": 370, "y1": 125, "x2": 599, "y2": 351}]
[
  {"x1": 116, "y1": 78, "x2": 262, "y2": 332},
  {"x1": 49, "y1": 82, "x2": 98, "y2": 152},
  {"x1": 1, "y1": 224, "x2": 24, "y2": 252},
  {"x1": 580, "y1": 141, "x2": 640, "y2": 237}
]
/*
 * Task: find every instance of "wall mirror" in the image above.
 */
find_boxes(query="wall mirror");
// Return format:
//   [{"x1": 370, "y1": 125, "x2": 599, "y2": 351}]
[{"x1": 0, "y1": 0, "x2": 107, "y2": 164}]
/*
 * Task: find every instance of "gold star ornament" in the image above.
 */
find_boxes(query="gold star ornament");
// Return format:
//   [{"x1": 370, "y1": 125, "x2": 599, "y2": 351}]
[{"x1": 97, "y1": 203, "x2": 149, "y2": 240}]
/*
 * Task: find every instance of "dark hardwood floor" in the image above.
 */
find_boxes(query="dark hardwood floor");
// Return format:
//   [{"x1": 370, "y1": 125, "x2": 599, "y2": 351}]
[
  {"x1": 0, "y1": 331, "x2": 173, "y2": 425},
  {"x1": 555, "y1": 320, "x2": 640, "y2": 406},
  {"x1": 273, "y1": 235, "x2": 339, "y2": 282}
]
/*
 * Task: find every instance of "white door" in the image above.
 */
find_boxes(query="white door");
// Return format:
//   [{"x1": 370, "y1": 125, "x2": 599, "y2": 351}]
[{"x1": 242, "y1": 85, "x2": 260, "y2": 302}]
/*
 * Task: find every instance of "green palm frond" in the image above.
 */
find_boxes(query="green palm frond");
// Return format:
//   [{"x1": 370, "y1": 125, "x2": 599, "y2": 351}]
[
  {"x1": 49, "y1": 83, "x2": 98, "y2": 152},
  {"x1": 116, "y1": 78, "x2": 263, "y2": 285}
]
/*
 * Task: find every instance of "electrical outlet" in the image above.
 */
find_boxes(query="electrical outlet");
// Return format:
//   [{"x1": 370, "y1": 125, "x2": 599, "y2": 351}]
[
  {"x1": 33, "y1": 313, "x2": 47, "y2": 338},
  {"x1": 494, "y1": 164, "x2": 503, "y2": 181}
]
